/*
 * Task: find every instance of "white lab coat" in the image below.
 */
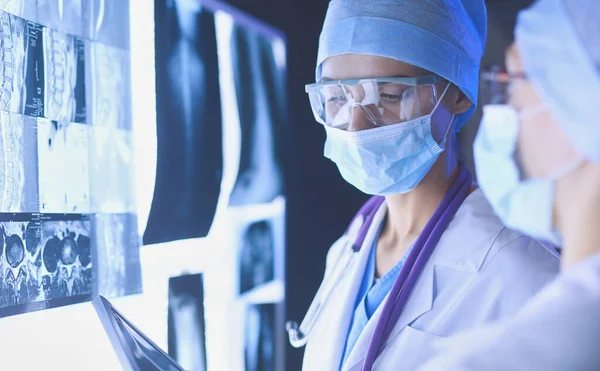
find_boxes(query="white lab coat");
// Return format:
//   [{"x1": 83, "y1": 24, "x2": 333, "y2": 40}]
[
  {"x1": 418, "y1": 251, "x2": 600, "y2": 371},
  {"x1": 302, "y1": 189, "x2": 561, "y2": 371}
]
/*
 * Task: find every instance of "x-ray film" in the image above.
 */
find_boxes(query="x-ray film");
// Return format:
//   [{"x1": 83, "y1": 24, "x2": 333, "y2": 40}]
[
  {"x1": 227, "y1": 22, "x2": 285, "y2": 207},
  {"x1": 24, "y1": 19, "x2": 44, "y2": 117},
  {"x1": 43, "y1": 28, "x2": 86, "y2": 123},
  {"x1": 0, "y1": 213, "x2": 93, "y2": 318},
  {"x1": 93, "y1": 213, "x2": 142, "y2": 299},
  {"x1": 168, "y1": 273, "x2": 207, "y2": 371},
  {"x1": 86, "y1": 41, "x2": 132, "y2": 129},
  {"x1": 145, "y1": 0, "x2": 223, "y2": 244},
  {"x1": 37, "y1": 0, "x2": 84, "y2": 37},
  {"x1": 0, "y1": 112, "x2": 39, "y2": 212},
  {"x1": 89, "y1": 126, "x2": 136, "y2": 213},
  {"x1": 37, "y1": 119, "x2": 90, "y2": 213},
  {"x1": 0, "y1": 0, "x2": 36, "y2": 23},
  {"x1": 84, "y1": 0, "x2": 130, "y2": 49}
]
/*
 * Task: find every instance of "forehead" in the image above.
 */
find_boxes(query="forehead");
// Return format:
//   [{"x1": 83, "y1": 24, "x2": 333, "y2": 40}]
[{"x1": 321, "y1": 54, "x2": 430, "y2": 81}]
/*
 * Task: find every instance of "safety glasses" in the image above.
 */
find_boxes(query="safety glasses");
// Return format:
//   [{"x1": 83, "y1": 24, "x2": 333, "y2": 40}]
[
  {"x1": 480, "y1": 65, "x2": 528, "y2": 106},
  {"x1": 305, "y1": 75, "x2": 442, "y2": 130}
]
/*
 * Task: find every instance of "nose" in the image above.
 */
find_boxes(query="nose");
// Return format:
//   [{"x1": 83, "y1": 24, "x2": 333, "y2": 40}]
[{"x1": 347, "y1": 105, "x2": 376, "y2": 132}]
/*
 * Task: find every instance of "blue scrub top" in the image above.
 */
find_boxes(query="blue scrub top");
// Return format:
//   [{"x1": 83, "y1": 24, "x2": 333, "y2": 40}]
[{"x1": 340, "y1": 224, "x2": 411, "y2": 367}]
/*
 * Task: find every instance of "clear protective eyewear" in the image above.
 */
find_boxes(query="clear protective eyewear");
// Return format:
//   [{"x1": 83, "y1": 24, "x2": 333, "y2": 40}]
[
  {"x1": 305, "y1": 75, "x2": 443, "y2": 130},
  {"x1": 480, "y1": 65, "x2": 528, "y2": 106}
]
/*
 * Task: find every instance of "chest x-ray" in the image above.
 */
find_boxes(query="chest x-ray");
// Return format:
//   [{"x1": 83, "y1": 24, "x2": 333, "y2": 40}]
[
  {"x1": 245, "y1": 303, "x2": 276, "y2": 371},
  {"x1": 239, "y1": 220, "x2": 275, "y2": 295},
  {"x1": 145, "y1": 0, "x2": 223, "y2": 244}
]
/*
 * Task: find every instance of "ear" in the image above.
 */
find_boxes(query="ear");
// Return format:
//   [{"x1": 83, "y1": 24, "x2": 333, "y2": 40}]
[{"x1": 442, "y1": 84, "x2": 473, "y2": 115}]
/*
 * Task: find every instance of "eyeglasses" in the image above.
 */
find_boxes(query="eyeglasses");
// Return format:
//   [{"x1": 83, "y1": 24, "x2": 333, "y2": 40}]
[
  {"x1": 480, "y1": 65, "x2": 528, "y2": 106},
  {"x1": 305, "y1": 75, "x2": 442, "y2": 130}
]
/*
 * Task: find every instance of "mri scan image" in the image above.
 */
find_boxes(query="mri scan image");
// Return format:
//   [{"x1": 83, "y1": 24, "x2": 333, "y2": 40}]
[
  {"x1": 43, "y1": 28, "x2": 85, "y2": 123},
  {"x1": 0, "y1": 0, "x2": 36, "y2": 23},
  {"x1": 84, "y1": 0, "x2": 129, "y2": 49},
  {"x1": 86, "y1": 41, "x2": 131, "y2": 129},
  {"x1": 37, "y1": 119, "x2": 90, "y2": 213},
  {"x1": 0, "y1": 112, "x2": 39, "y2": 212},
  {"x1": 37, "y1": 0, "x2": 84, "y2": 37},
  {"x1": 93, "y1": 213, "x2": 142, "y2": 299},
  {"x1": 0, "y1": 214, "x2": 93, "y2": 317},
  {"x1": 89, "y1": 126, "x2": 136, "y2": 213}
]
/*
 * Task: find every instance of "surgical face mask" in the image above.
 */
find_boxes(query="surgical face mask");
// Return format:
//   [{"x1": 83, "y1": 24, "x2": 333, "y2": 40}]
[
  {"x1": 474, "y1": 104, "x2": 583, "y2": 246},
  {"x1": 324, "y1": 84, "x2": 452, "y2": 195}
]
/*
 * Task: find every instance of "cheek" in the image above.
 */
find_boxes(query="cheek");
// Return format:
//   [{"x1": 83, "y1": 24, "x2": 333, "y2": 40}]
[{"x1": 517, "y1": 113, "x2": 579, "y2": 178}]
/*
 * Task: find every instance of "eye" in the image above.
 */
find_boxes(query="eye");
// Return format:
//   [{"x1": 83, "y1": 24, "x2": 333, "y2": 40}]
[
  {"x1": 380, "y1": 93, "x2": 402, "y2": 103},
  {"x1": 327, "y1": 96, "x2": 347, "y2": 103}
]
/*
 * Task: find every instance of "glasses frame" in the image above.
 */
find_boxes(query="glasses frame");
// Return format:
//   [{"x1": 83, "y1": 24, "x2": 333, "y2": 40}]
[{"x1": 305, "y1": 75, "x2": 442, "y2": 93}]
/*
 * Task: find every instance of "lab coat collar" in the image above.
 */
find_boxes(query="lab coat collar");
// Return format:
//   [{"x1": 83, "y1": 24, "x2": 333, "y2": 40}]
[
  {"x1": 320, "y1": 199, "x2": 390, "y2": 370},
  {"x1": 342, "y1": 189, "x2": 502, "y2": 370}
]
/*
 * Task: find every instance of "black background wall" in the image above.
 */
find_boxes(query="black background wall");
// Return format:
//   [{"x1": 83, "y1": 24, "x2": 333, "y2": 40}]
[{"x1": 219, "y1": 1, "x2": 533, "y2": 370}]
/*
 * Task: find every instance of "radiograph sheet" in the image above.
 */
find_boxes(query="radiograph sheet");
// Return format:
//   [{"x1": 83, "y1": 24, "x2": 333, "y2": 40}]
[
  {"x1": 227, "y1": 23, "x2": 285, "y2": 207},
  {"x1": 168, "y1": 273, "x2": 207, "y2": 371},
  {"x1": 84, "y1": 0, "x2": 130, "y2": 49},
  {"x1": 43, "y1": 28, "x2": 86, "y2": 123},
  {"x1": 93, "y1": 213, "x2": 142, "y2": 299},
  {"x1": 0, "y1": 0, "x2": 36, "y2": 23},
  {"x1": 0, "y1": 213, "x2": 93, "y2": 317},
  {"x1": 86, "y1": 41, "x2": 131, "y2": 129},
  {"x1": 88, "y1": 126, "x2": 136, "y2": 213},
  {"x1": 37, "y1": 0, "x2": 84, "y2": 37},
  {"x1": 244, "y1": 303, "x2": 276, "y2": 371},
  {"x1": 37, "y1": 119, "x2": 90, "y2": 213},
  {"x1": 0, "y1": 112, "x2": 39, "y2": 212},
  {"x1": 145, "y1": 1, "x2": 222, "y2": 244}
]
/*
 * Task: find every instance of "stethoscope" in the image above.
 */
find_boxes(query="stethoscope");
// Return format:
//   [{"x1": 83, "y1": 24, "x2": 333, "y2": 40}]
[{"x1": 286, "y1": 163, "x2": 472, "y2": 370}]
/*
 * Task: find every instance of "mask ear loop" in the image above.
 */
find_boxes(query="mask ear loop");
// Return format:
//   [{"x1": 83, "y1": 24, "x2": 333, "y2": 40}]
[
  {"x1": 545, "y1": 158, "x2": 585, "y2": 180},
  {"x1": 432, "y1": 82, "x2": 454, "y2": 148}
]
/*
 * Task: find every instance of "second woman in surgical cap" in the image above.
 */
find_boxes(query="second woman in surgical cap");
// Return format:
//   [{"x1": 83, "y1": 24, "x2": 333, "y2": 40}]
[
  {"x1": 420, "y1": 0, "x2": 600, "y2": 369},
  {"x1": 296, "y1": 0, "x2": 560, "y2": 370}
]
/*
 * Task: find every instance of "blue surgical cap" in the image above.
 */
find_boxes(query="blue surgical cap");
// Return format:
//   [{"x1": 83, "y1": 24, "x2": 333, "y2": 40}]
[
  {"x1": 316, "y1": 0, "x2": 488, "y2": 131},
  {"x1": 517, "y1": 0, "x2": 600, "y2": 163}
]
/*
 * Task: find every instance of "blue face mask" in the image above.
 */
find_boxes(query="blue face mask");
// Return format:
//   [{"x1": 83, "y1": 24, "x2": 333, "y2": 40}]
[
  {"x1": 323, "y1": 84, "x2": 452, "y2": 195},
  {"x1": 474, "y1": 104, "x2": 583, "y2": 246}
]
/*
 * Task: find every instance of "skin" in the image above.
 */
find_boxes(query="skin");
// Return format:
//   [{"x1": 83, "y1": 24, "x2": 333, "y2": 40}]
[
  {"x1": 321, "y1": 54, "x2": 472, "y2": 277},
  {"x1": 506, "y1": 44, "x2": 600, "y2": 270}
]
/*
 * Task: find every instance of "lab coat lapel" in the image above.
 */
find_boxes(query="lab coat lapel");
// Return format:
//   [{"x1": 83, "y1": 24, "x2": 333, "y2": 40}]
[
  {"x1": 342, "y1": 262, "x2": 435, "y2": 371},
  {"x1": 312, "y1": 202, "x2": 388, "y2": 371},
  {"x1": 342, "y1": 190, "x2": 499, "y2": 370}
]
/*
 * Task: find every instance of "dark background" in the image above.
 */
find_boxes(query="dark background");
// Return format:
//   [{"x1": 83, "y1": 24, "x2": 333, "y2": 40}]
[{"x1": 217, "y1": 0, "x2": 534, "y2": 369}]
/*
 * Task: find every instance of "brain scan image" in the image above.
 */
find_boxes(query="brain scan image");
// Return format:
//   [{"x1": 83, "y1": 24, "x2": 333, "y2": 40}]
[{"x1": 0, "y1": 215, "x2": 93, "y2": 311}]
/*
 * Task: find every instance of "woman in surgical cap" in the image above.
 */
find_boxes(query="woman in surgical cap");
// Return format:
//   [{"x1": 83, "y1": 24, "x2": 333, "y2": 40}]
[
  {"x1": 287, "y1": 0, "x2": 560, "y2": 370},
  {"x1": 419, "y1": 0, "x2": 600, "y2": 369}
]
